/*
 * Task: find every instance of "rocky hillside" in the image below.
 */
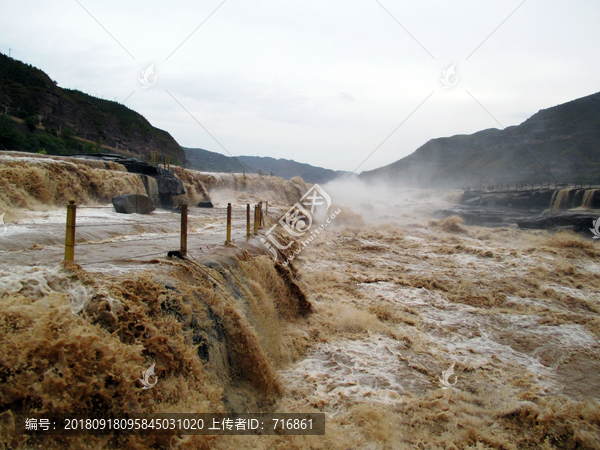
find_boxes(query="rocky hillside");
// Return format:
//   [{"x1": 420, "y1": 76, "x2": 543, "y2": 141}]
[
  {"x1": 0, "y1": 53, "x2": 186, "y2": 164},
  {"x1": 360, "y1": 91, "x2": 600, "y2": 187}
]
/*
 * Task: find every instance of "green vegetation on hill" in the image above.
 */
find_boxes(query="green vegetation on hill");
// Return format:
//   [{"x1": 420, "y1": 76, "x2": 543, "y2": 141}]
[
  {"x1": 0, "y1": 52, "x2": 185, "y2": 164},
  {"x1": 0, "y1": 114, "x2": 101, "y2": 155},
  {"x1": 0, "y1": 54, "x2": 52, "y2": 118},
  {"x1": 360, "y1": 92, "x2": 600, "y2": 187}
]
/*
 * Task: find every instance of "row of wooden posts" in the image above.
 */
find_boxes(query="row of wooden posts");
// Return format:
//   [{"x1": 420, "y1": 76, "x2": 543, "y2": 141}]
[
  {"x1": 223, "y1": 201, "x2": 266, "y2": 249},
  {"x1": 148, "y1": 151, "x2": 170, "y2": 169},
  {"x1": 64, "y1": 200, "x2": 268, "y2": 261}
]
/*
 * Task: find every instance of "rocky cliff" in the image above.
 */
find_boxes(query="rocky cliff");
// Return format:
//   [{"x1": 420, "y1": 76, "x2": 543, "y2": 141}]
[{"x1": 360, "y1": 91, "x2": 600, "y2": 187}]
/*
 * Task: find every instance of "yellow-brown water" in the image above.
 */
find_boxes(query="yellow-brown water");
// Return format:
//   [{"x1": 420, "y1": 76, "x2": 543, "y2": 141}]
[
  {"x1": 0, "y1": 152, "x2": 304, "y2": 216},
  {"x1": 583, "y1": 190, "x2": 598, "y2": 209},
  {"x1": 550, "y1": 188, "x2": 598, "y2": 211},
  {"x1": 1, "y1": 156, "x2": 600, "y2": 449},
  {"x1": 0, "y1": 152, "x2": 145, "y2": 213}
]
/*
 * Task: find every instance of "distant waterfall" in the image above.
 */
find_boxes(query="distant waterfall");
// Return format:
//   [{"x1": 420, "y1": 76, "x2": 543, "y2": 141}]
[
  {"x1": 550, "y1": 188, "x2": 598, "y2": 211},
  {"x1": 582, "y1": 189, "x2": 598, "y2": 208},
  {"x1": 550, "y1": 189, "x2": 573, "y2": 211}
]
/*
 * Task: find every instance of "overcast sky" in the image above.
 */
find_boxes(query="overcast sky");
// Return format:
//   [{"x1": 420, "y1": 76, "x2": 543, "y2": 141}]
[{"x1": 2, "y1": 0, "x2": 599, "y2": 172}]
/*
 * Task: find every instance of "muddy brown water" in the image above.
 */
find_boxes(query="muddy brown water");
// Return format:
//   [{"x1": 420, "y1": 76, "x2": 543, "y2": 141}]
[{"x1": 1, "y1": 164, "x2": 600, "y2": 448}]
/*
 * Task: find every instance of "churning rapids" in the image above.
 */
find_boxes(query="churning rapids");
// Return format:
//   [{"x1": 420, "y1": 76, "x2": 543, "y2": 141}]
[{"x1": 1, "y1": 152, "x2": 599, "y2": 449}]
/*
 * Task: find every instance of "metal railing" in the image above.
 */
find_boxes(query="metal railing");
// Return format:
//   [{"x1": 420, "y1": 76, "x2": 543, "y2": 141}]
[{"x1": 464, "y1": 181, "x2": 598, "y2": 192}]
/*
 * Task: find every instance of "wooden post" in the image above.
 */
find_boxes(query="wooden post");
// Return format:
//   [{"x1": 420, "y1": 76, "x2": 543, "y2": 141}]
[
  {"x1": 254, "y1": 204, "x2": 259, "y2": 235},
  {"x1": 226, "y1": 203, "x2": 232, "y2": 245},
  {"x1": 258, "y1": 201, "x2": 263, "y2": 228},
  {"x1": 65, "y1": 200, "x2": 76, "y2": 261},
  {"x1": 246, "y1": 204, "x2": 251, "y2": 238},
  {"x1": 265, "y1": 201, "x2": 268, "y2": 215},
  {"x1": 180, "y1": 203, "x2": 188, "y2": 258}
]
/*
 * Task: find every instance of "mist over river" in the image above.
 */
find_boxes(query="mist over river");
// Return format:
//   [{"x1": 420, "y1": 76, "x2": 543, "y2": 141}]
[{"x1": 1, "y1": 154, "x2": 599, "y2": 449}]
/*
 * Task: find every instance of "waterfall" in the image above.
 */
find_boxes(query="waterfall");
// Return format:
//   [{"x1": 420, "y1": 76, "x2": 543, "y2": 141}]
[
  {"x1": 140, "y1": 174, "x2": 160, "y2": 207},
  {"x1": 582, "y1": 189, "x2": 598, "y2": 208},
  {"x1": 549, "y1": 190, "x2": 559, "y2": 210},
  {"x1": 549, "y1": 188, "x2": 598, "y2": 210},
  {"x1": 550, "y1": 189, "x2": 573, "y2": 211},
  {"x1": 572, "y1": 190, "x2": 585, "y2": 208}
]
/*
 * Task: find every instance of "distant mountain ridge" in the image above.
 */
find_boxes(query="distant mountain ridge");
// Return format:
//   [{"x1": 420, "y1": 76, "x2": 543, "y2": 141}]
[
  {"x1": 360, "y1": 91, "x2": 600, "y2": 187},
  {"x1": 184, "y1": 147, "x2": 347, "y2": 184},
  {"x1": 0, "y1": 52, "x2": 186, "y2": 164},
  {"x1": 237, "y1": 155, "x2": 347, "y2": 184},
  {"x1": 184, "y1": 147, "x2": 253, "y2": 174}
]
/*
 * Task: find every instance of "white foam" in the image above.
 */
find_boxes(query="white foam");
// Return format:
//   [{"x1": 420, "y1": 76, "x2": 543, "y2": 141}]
[
  {"x1": 354, "y1": 282, "x2": 596, "y2": 393},
  {"x1": 280, "y1": 334, "x2": 430, "y2": 413},
  {"x1": 0, "y1": 266, "x2": 93, "y2": 314}
]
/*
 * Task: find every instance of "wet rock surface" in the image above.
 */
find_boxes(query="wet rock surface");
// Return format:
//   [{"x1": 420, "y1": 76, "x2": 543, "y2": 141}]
[
  {"x1": 434, "y1": 205, "x2": 531, "y2": 227},
  {"x1": 74, "y1": 154, "x2": 185, "y2": 208},
  {"x1": 461, "y1": 189, "x2": 556, "y2": 209},
  {"x1": 516, "y1": 210, "x2": 600, "y2": 232},
  {"x1": 437, "y1": 189, "x2": 600, "y2": 233},
  {"x1": 112, "y1": 194, "x2": 156, "y2": 214}
]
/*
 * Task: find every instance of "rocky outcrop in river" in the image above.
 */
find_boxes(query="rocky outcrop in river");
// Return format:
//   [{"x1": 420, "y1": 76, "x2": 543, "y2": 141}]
[
  {"x1": 435, "y1": 187, "x2": 600, "y2": 234},
  {"x1": 74, "y1": 154, "x2": 186, "y2": 208}
]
